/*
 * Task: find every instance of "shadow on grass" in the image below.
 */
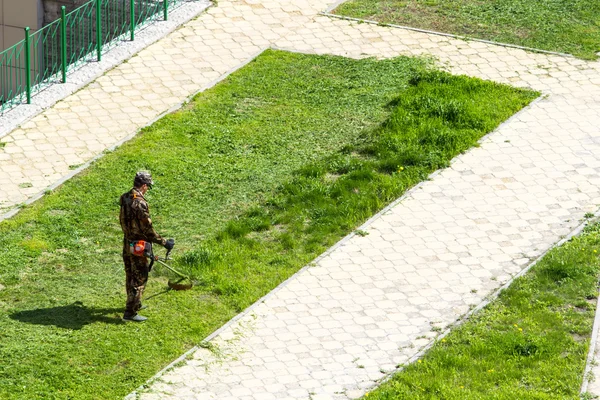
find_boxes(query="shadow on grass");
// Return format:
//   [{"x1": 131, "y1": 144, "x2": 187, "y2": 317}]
[{"x1": 10, "y1": 301, "x2": 123, "y2": 329}]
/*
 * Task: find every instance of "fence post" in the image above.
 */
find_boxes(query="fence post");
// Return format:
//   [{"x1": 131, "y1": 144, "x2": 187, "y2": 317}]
[
  {"x1": 24, "y1": 27, "x2": 32, "y2": 104},
  {"x1": 164, "y1": 0, "x2": 168, "y2": 21},
  {"x1": 130, "y1": 0, "x2": 135, "y2": 41},
  {"x1": 61, "y1": 6, "x2": 67, "y2": 83},
  {"x1": 96, "y1": 0, "x2": 102, "y2": 61}
]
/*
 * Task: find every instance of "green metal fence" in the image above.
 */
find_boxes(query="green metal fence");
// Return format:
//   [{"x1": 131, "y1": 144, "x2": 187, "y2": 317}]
[
  {"x1": 30, "y1": 20, "x2": 63, "y2": 94},
  {"x1": 0, "y1": 0, "x2": 191, "y2": 113},
  {"x1": 0, "y1": 40, "x2": 28, "y2": 109}
]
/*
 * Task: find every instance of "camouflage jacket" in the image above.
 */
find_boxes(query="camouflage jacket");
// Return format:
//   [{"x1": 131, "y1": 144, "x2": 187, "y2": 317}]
[{"x1": 119, "y1": 188, "x2": 166, "y2": 246}]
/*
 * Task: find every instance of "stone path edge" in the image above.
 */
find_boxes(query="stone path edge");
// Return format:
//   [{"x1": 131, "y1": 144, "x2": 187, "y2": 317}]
[
  {"x1": 319, "y1": 11, "x2": 575, "y2": 59},
  {"x1": 365, "y1": 210, "x2": 600, "y2": 397},
  {"x1": 125, "y1": 91, "x2": 560, "y2": 399},
  {"x1": 0, "y1": 46, "x2": 268, "y2": 225},
  {"x1": 0, "y1": 0, "x2": 212, "y2": 140},
  {"x1": 581, "y1": 214, "x2": 600, "y2": 394},
  {"x1": 581, "y1": 284, "x2": 600, "y2": 393},
  {"x1": 322, "y1": 0, "x2": 349, "y2": 13}
]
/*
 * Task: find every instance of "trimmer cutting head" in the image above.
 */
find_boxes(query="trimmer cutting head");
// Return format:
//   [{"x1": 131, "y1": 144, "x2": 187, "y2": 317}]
[
  {"x1": 168, "y1": 278, "x2": 194, "y2": 291},
  {"x1": 155, "y1": 256, "x2": 194, "y2": 291}
]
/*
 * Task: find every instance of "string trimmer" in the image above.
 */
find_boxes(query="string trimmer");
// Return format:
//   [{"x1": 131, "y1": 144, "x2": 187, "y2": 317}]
[
  {"x1": 152, "y1": 248, "x2": 194, "y2": 291},
  {"x1": 131, "y1": 240, "x2": 194, "y2": 290}
]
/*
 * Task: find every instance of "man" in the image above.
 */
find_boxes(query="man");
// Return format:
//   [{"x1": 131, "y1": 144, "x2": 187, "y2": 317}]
[{"x1": 119, "y1": 171, "x2": 174, "y2": 322}]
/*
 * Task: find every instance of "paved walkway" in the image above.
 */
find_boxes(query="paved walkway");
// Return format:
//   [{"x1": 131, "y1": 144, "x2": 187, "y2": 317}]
[{"x1": 1, "y1": 0, "x2": 600, "y2": 399}]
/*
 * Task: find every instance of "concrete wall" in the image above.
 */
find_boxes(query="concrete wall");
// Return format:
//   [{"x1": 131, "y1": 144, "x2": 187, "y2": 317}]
[
  {"x1": 0, "y1": 0, "x2": 91, "y2": 53},
  {"x1": 0, "y1": 0, "x2": 47, "y2": 102},
  {"x1": 0, "y1": 0, "x2": 44, "y2": 51}
]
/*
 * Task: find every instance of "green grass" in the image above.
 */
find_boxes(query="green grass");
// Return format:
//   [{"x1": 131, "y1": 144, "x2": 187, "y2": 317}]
[
  {"x1": 333, "y1": 0, "x2": 600, "y2": 60},
  {"x1": 0, "y1": 49, "x2": 537, "y2": 399},
  {"x1": 362, "y1": 223, "x2": 600, "y2": 400}
]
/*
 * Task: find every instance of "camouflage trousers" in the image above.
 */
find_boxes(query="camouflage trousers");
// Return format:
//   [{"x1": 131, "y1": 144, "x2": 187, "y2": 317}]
[{"x1": 123, "y1": 243, "x2": 149, "y2": 317}]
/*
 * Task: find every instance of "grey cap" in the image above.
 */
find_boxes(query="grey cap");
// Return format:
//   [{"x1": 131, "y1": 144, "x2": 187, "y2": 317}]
[{"x1": 134, "y1": 171, "x2": 153, "y2": 188}]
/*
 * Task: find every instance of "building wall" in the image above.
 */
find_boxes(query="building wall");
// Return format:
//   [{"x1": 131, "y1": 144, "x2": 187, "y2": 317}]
[
  {"x1": 0, "y1": 0, "x2": 44, "y2": 51},
  {"x1": 42, "y1": 0, "x2": 89, "y2": 26},
  {"x1": 1, "y1": 0, "x2": 127, "y2": 101},
  {"x1": 0, "y1": 0, "x2": 90, "y2": 53}
]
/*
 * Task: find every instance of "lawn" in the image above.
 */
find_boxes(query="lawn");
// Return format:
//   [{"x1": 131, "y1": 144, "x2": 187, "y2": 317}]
[
  {"x1": 362, "y1": 221, "x2": 600, "y2": 399},
  {"x1": 0, "y1": 49, "x2": 537, "y2": 399},
  {"x1": 333, "y1": 0, "x2": 600, "y2": 60}
]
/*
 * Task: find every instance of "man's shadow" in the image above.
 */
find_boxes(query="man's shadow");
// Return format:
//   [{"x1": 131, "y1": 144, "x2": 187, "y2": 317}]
[{"x1": 10, "y1": 301, "x2": 123, "y2": 330}]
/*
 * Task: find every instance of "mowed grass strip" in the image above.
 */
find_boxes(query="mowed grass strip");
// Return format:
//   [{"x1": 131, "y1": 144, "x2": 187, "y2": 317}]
[
  {"x1": 333, "y1": 0, "x2": 600, "y2": 60},
  {"x1": 362, "y1": 222, "x2": 600, "y2": 400},
  {"x1": 0, "y1": 50, "x2": 537, "y2": 399},
  {"x1": 185, "y1": 70, "x2": 538, "y2": 309}
]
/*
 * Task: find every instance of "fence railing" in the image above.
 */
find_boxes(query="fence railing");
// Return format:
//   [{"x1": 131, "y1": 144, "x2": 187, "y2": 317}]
[{"x1": 0, "y1": 0, "x2": 190, "y2": 114}]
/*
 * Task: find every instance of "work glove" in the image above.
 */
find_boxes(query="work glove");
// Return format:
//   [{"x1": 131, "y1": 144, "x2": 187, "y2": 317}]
[{"x1": 165, "y1": 238, "x2": 175, "y2": 250}]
